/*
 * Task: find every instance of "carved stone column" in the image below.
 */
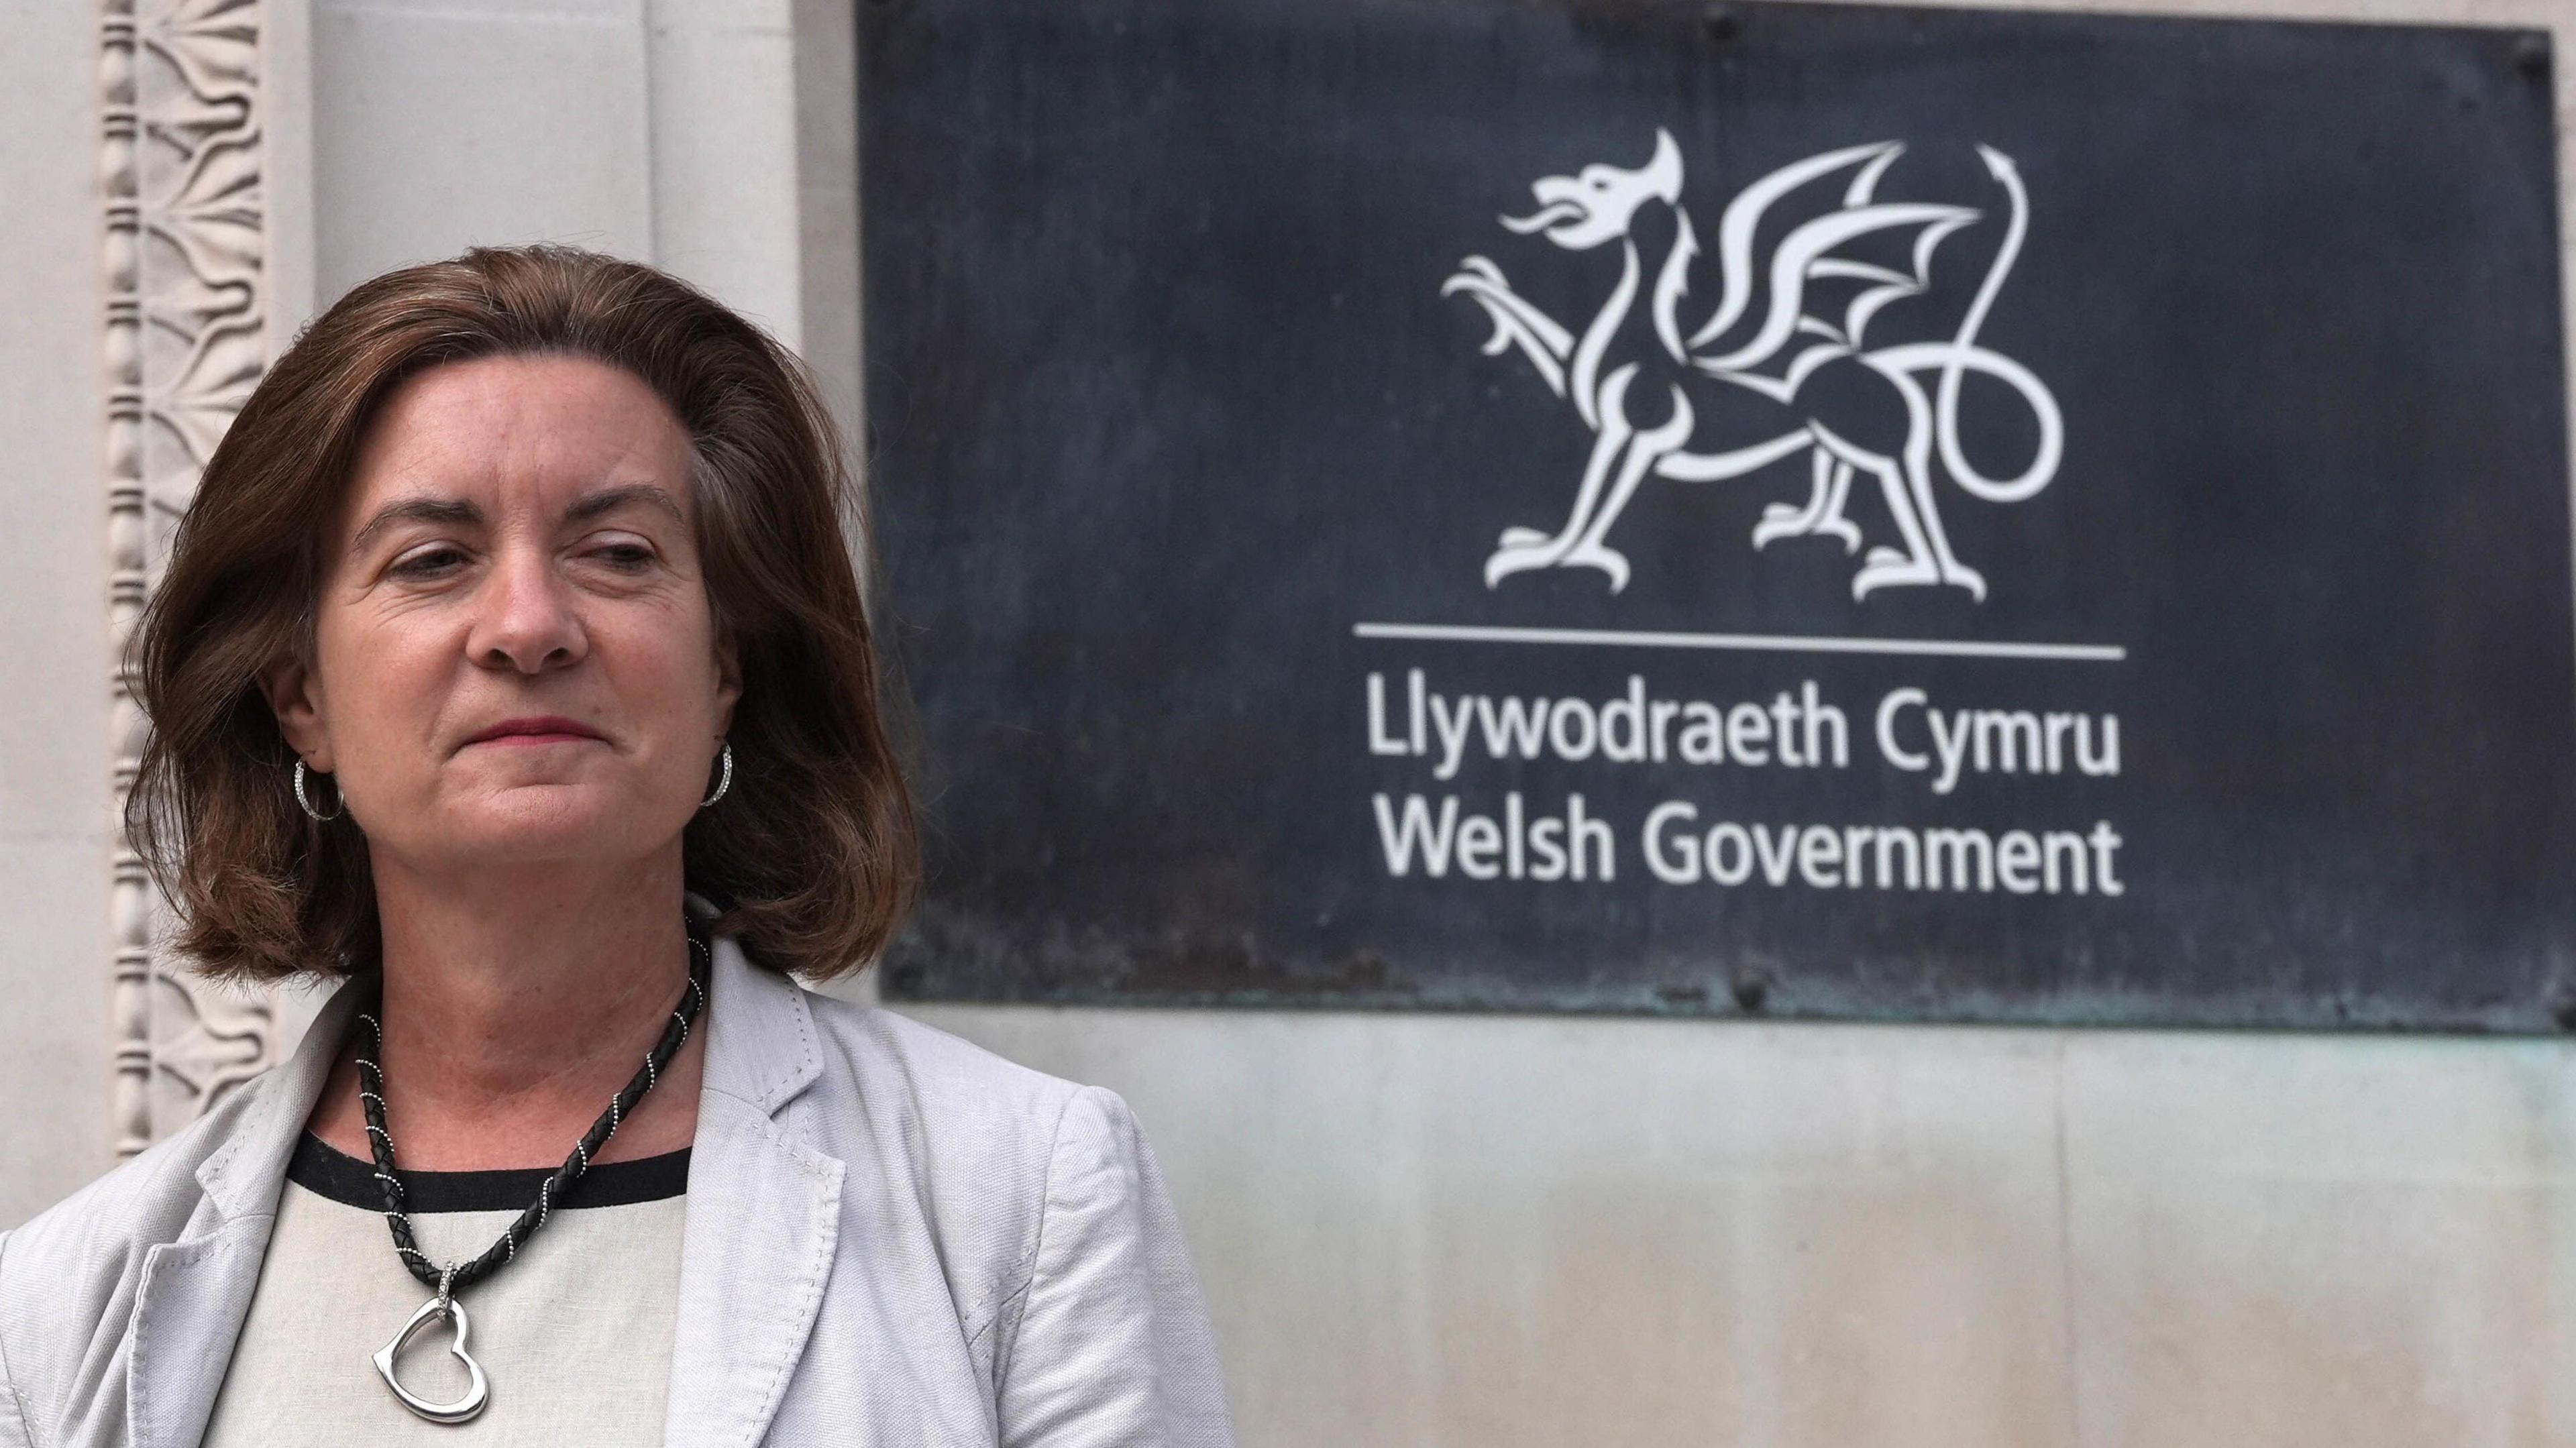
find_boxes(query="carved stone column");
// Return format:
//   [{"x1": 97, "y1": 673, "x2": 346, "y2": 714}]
[{"x1": 102, "y1": 0, "x2": 276, "y2": 1157}]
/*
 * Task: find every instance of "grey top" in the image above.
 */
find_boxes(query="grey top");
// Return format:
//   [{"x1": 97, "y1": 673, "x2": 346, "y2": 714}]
[
  {"x1": 0, "y1": 893, "x2": 1237, "y2": 1448},
  {"x1": 203, "y1": 1135, "x2": 690, "y2": 1445}
]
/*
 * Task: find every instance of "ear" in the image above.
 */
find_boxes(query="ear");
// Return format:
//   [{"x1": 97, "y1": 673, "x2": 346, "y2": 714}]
[
  {"x1": 258, "y1": 651, "x2": 334, "y2": 773},
  {"x1": 711, "y1": 627, "x2": 743, "y2": 739},
  {"x1": 1646, "y1": 129, "x2": 1684, "y2": 203}
]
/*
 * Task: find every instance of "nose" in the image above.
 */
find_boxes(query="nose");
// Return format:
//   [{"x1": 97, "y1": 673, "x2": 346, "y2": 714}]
[{"x1": 466, "y1": 541, "x2": 588, "y2": 673}]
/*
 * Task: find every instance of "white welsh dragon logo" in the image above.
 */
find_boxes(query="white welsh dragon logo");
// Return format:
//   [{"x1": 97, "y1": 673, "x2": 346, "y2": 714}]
[{"x1": 1442, "y1": 131, "x2": 2062, "y2": 600}]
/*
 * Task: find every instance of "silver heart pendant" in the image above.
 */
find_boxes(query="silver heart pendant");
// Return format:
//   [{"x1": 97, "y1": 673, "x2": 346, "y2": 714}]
[{"x1": 373, "y1": 1294, "x2": 492, "y2": 1424}]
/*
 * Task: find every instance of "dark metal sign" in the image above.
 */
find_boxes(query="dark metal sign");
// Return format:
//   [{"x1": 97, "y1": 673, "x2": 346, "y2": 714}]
[{"x1": 859, "y1": 0, "x2": 2576, "y2": 1029}]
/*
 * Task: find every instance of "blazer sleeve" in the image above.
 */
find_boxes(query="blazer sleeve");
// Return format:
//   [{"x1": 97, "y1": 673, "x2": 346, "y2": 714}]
[
  {"x1": 994, "y1": 1085, "x2": 1236, "y2": 1448},
  {"x1": 0, "y1": 1231, "x2": 34, "y2": 1448}
]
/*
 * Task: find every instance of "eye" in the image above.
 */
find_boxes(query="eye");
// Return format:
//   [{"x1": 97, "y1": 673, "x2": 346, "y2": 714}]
[
  {"x1": 593, "y1": 543, "x2": 656, "y2": 569},
  {"x1": 390, "y1": 546, "x2": 465, "y2": 578}
]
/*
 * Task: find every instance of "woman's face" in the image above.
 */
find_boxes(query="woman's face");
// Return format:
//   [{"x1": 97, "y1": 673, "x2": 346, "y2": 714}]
[{"x1": 262, "y1": 352, "x2": 741, "y2": 877}]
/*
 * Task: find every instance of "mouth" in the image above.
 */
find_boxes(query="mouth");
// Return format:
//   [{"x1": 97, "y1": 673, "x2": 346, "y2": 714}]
[
  {"x1": 464, "y1": 716, "x2": 606, "y2": 748},
  {"x1": 1500, "y1": 199, "x2": 1587, "y2": 235}
]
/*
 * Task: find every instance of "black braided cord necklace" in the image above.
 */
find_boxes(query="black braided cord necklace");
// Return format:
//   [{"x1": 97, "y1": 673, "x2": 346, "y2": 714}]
[{"x1": 355, "y1": 913, "x2": 711, "y2": 1425}]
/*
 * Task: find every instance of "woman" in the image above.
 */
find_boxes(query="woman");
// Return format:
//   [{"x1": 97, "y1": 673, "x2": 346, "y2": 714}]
[{"x1": 0, "y1": 246, "x2": 1234, "y2": 1447}]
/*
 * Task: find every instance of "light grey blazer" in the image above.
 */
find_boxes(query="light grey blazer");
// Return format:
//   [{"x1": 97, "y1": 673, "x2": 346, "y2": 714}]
[{"x1": 0, "y1": 907, "x2": 1236, "y2": 1448}]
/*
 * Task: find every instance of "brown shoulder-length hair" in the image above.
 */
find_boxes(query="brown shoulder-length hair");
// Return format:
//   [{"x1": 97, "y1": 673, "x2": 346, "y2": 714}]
[{"x1": 124, "y1": 243, "x2": 919, "y2": 983}]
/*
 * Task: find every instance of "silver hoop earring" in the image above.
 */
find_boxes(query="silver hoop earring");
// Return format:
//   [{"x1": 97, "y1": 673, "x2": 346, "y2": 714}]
[
  {"x1": 293, "y1": 759, "x2": 344, "y2": 822},
  {"x1": 699, "y1": 739, "x2": 733, "y2": 809}
]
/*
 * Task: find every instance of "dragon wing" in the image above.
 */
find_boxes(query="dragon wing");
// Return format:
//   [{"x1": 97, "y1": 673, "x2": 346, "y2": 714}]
[
  {"x1": 1680, "y1": 141, "x2": 1908, "y2": 354},
  {"x1": 1688, "y1": 201, "x2": 1980, "y2": 377},
  {"x1": 1819, "y1": 206, "x2": 1982, "y2": 349}
]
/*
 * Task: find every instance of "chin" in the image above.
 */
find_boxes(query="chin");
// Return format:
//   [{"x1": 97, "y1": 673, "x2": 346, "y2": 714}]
[{"x1": 449, "y1": 792, "x2": 668, "y2": 861}]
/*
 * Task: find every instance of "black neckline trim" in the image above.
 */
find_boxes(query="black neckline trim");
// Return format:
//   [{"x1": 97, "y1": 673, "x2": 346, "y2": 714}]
[{"x1": 289, "y1": 1131, "x2": 690, "y2": 1213}]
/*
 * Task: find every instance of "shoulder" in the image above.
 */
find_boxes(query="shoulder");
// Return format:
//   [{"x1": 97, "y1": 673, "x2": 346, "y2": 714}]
[
  {"x1": 819, "y1": 995, "x2": 1157, "y2": 1203},
  {"x1": 782, "y1": 985, "x2": 1167, "y2": 1337},
  {"x1": 0, "y1": 1075, "x2": 274, "y2": 1418},
  {"x1": 796, "y1": 985, "x2": 1110, "y2": 1162},
  {"x1": 2, "y1": 1080, "x2": 258, "y2": 1296},
  {"x1": 790, "y1": 987, "x2": 1169, "y2": 1266}
]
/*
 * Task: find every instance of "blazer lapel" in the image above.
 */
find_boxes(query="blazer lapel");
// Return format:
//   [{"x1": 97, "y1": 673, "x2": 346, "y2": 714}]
[
  {"x1": 125, "y1": 1218, "x2": 274, "y2": 1448},
  {"x1": 127, "y1": 978, "x2": 363, "y2": 1448},
  {"x1": 663, "y1": 922, "x2": 845, "y2": 1448}
]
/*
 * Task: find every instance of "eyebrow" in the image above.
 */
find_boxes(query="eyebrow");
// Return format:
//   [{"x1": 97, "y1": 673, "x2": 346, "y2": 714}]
[{"x1": 348, "y1": 482, "x2": 687, "y2": 554}]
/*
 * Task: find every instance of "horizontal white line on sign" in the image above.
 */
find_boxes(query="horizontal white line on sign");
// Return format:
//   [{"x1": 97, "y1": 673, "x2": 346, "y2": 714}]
[{"x1": 1352, "y1": 622, "x2": 2128, "y2": 663}]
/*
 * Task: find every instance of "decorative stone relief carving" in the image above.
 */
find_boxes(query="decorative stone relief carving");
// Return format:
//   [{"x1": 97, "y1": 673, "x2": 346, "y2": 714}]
[{"x1": 103, "y1": 0, "x2": 276, "y2": 1156}]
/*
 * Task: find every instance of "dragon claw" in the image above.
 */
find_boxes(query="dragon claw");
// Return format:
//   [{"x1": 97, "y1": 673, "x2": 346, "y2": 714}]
[
  {"x1": 1750, "y1": 503, "x2": 1866, "y2": 554},
  {"x1": 1750, "y1": 505, "x2": 1805, "y2": 551},
  {"x1": 1852, "y1": 548, "x2": 1988, "y2": 600},
  {"x1": 1484, "y1": 541, "x2": 1562, "y2": 587},
  {"x1": 1559, "y1": 543, "x2": 1632, "y2": 592},
  {"x1": 1851, "y1": 550, "x2": 1939, "y2": 600}
]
